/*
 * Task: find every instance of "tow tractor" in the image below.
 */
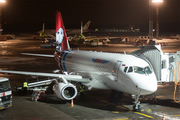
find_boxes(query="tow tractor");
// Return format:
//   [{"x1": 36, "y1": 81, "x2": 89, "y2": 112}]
[{"x1": 0, "y1": 78, "x2": 12, "y2": 110}]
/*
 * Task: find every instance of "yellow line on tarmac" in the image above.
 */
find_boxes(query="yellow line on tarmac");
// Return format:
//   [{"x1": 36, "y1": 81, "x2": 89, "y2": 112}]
[
  {"x1": 174, "y1": 115, "x2": 180, "y2": 116},
  {"x1": 134, "y1": 112, "x2": 153, "y2": 119},
  {"x1": 112, "y1": 111, "x2": 119, "y2": 113},
  {"x1": 141, "y1": 109, "x2": 151, "y2": 112},
  {"x1": 91, "y1": 96, "x2": 154, "y2": 119},
  {"x1": 96, "y1": 98, "x2": 130, "y2": 111}
]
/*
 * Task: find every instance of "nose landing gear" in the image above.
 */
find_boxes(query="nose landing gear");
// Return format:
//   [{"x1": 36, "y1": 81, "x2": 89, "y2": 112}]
[{"x1": 132, "y1": 94, "x2": 141, "y2": 112}]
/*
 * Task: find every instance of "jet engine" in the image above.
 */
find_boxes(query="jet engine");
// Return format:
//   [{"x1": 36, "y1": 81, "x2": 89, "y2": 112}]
[{"x1": 53, "y1": 82, "x2": 77, "y2": 100}]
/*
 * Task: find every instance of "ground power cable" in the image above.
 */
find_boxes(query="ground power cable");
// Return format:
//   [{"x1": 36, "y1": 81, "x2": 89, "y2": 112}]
[{"x1": 173, "y1": 61, "x2": 180, "y2": 103}]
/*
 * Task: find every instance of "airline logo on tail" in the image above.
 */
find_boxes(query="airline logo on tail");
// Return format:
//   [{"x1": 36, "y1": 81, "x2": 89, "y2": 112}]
[{"x1": 56, "y1": 11, "x2": 70, "y2": 52}]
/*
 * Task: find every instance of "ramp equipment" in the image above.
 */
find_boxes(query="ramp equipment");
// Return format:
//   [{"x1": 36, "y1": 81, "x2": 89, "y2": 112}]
[
  {"x1": 32, "y1": 91, "x2": 46, "y2": 101},
  {"x1": 16, "y1": 77, "x2": 56, "y2": 91},
  {"x1": 16, "y1": 77, "x2": 56, "y2": 101}
]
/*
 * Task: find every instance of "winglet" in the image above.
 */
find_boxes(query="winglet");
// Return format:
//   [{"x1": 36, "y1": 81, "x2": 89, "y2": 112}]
[{"x1": 56, "y1": 11, "x2": 70, "y2": 52}]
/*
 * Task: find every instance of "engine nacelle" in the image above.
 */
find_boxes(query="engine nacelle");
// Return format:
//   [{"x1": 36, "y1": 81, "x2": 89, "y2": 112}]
[{"x1": 53, "y1": 82, "x2": 77, "y2": 100}]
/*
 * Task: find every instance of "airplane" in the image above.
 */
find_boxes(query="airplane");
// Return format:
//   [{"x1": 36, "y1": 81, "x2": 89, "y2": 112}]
[
  {"x1": 37, "y1": 21, "x2": 91, "y2": 36},
  {"x1": 0, "y1": 11, "x2": 157, "y2": 112}
]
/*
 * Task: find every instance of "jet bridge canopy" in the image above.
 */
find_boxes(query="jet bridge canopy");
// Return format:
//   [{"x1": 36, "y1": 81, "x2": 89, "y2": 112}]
[{"x1": 129, "y1": 45, "x2": 162, "y2": 81}]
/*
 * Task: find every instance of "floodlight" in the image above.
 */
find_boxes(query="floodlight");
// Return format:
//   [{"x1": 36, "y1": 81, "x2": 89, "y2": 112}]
[
  {"x1": 0, "y1": 0, "x2": 5, "y2": 2},
  {"x1": 152, "y1": 0, "x2": 163, "y2": 3}
]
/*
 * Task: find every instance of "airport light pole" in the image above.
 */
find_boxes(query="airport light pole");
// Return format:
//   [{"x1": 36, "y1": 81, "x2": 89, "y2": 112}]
[
  {"x1": 81, "y1": 21, "x2": 83, "y2": 36},
  {"x1": 0, "y1": 0, "x2": 5, "y2": 35},
  {"x1": 149, "y1": 0, "x2": 153, "y2": 40},
  {"x1": 152, "y1": 0, "x2": 163, "y2": 38}
]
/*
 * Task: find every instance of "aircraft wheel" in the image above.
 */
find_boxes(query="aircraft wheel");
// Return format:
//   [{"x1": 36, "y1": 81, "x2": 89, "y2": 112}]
[
  {"x1": 137, "y1": 105, "x2": 141, "y2": 112},
  {"x1": 133, "y1": 105, "x2": 136, "y2": 111},
  {"x1": 133, "y1": 105, "x2": 141, "y2": 112}
]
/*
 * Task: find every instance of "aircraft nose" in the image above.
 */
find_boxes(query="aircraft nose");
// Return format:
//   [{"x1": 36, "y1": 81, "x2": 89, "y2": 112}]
[
  {"x1": 145, "y1": 80, "x2": 157, "y2": 93},
  {"x1": 137, "y1": 75, "x2": 158, "y2": 95}
]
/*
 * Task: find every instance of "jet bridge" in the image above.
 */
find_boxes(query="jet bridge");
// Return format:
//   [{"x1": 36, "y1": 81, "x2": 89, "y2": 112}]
[{"x1": 130, "y1": 45, "x2": 180, "y2": 82}]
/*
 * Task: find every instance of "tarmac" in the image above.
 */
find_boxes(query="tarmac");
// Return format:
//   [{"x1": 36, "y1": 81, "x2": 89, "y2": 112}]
[{"x1": 0, "y1": 36, "x2": 180, "y2": 120}]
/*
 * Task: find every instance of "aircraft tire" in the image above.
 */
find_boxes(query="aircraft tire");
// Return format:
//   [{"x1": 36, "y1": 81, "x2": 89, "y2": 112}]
[{"x1": 133, "y1": 105, "x2": 141, "y2": 112}]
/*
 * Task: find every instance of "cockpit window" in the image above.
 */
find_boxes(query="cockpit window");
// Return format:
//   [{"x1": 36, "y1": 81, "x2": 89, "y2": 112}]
[
  {"x1": 134, "y1": 66, "x2": 143, "y2": 74},
  {"x1": 128, "y1": 66, "x2": 133, "y2": 73},
  {"x1": 124, "y1": 67, "x2": 128, "y2": 73},
  {"x1": 124, "y1": 66, "x2": 133, "y2": 73},
  {"x1": 144, "y1": 66, "x2": 152, "y2": 74},
  {"x1": 134, "y1": 66, "x2": 152, "y2": 74},
  {"x1": 124, "y1": 66, "x2": 152, "y2": 74}
]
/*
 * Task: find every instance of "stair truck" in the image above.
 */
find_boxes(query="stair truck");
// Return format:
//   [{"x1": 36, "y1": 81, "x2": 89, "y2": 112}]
[{"x1": 0, "y1": 78, "x2": 12, "y2": 110}]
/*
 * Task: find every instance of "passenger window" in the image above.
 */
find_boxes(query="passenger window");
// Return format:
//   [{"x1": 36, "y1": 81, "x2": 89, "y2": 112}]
[
  {"x1": 124, "y1": 67, "x2": 128, "y2": 73},
  {"x1": 128, "y1": 66, "x2": 133, "y2": 73}
]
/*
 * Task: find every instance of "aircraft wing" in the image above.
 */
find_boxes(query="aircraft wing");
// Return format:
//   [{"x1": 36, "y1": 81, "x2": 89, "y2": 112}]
[
  {"x1": 0, "y1": 70, "x2": 89, "y2": 83},
  {"x1": 21, "y1": 53, "x2": 54, "y2": 57}
]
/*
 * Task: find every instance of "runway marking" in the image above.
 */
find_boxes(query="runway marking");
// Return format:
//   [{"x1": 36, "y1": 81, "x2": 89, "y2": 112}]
[{"x1": 174, "y1": 115, "x2": 180, "y2": 117}]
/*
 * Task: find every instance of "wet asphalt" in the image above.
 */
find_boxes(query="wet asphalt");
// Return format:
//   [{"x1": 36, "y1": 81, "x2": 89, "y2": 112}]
[{"x1": 0, "y1": 36, "x2": 180, "y2": 120}]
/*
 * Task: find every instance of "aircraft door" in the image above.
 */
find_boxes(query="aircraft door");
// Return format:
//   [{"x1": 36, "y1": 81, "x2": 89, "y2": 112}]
[{"x1": 112, "y1": 61, "x2": 122, "y2": 82}]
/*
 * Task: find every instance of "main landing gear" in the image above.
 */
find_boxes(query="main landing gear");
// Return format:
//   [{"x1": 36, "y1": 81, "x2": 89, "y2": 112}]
[{"x1": 132, "y1": 94, "x2": 141, "y2": 112}]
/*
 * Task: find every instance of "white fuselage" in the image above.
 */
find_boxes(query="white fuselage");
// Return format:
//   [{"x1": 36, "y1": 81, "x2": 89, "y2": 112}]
[{"x1": 59, "y1": 50, "x2": 157, "y2": 96}]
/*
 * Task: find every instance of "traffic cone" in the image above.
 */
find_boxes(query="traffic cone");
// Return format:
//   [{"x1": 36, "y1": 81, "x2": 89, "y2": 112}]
[
  {"x1": 162, "y1": 113, "x2": 165, "y2": 120},
  {"x1": 71, "y1": 99, "x2": 74, "y2": 107}
]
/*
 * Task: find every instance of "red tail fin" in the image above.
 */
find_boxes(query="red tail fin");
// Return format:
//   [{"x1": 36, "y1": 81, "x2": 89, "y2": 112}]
[{"x1": 56, "y1": 11, "x2": 70, "y2": 52}]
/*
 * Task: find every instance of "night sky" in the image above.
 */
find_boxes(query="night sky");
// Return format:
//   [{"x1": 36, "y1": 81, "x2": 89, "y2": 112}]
[{"x1": 1, "y1": 0, "x2": 180, "y2": 34}]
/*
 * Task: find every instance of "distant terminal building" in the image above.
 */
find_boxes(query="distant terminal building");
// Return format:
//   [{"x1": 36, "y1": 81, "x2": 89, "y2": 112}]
[{"x1": 96, "y1": 25, "x2": 140, "y2": 33}]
